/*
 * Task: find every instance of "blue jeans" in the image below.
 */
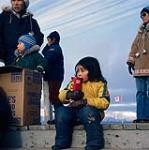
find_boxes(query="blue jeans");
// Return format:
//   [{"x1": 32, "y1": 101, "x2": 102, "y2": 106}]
[
  {"x1": 135, "y1": 77, "x2": 149, "y2": 119},
  {"x1": 54, "y1": 106, "x2": 104, "y2": 149}
]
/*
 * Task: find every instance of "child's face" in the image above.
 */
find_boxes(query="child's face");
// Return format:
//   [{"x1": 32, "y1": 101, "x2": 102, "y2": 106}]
[
  {"x1": 47, "y1": 37, "x2": 55, "y2": 45},
  {"x1": 76, "y1": 65, "x2": 89, "y2": 82},
  {"x1": 17, "y1": 42, "x2": 25, "y2": 54}
]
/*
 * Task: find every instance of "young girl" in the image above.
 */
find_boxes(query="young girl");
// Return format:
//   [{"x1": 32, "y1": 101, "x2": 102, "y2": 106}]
[{"x1": 52, "y1": 56, "x2": 110, "y2": 150}]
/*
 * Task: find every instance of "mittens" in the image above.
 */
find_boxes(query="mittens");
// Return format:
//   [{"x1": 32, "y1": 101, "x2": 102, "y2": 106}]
[
  {"x1": 69, "y1": 99, "x2": 87, "y2": 108},
  {"x1": 36, "y1": 66, "x2": 44, "y2": 73},
  {"x1": 66, "y1": 90, "x2": 84, "y2": 101},
  {"x1": 127, "y1": 62, "x2": 134, "y2": 75}
]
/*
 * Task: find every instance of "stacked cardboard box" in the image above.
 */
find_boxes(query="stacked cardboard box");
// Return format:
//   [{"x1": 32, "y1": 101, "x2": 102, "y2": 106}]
[{"x1": 0, "y1": 66, "x2": 42, "y2": 126}]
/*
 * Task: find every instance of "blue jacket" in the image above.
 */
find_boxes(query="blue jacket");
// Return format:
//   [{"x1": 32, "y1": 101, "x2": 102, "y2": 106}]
[
  {"x1": 42, "y1": 43, "x2": 64, "y2": 81},
  {"x1": 0, "y1": 9, "x2": 44, "y2": 65}
]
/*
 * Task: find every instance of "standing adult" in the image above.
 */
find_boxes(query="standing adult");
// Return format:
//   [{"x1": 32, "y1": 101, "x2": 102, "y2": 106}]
[
  {"x1": 0, "y1": 0, "x2": 44, "y2": 65},
  {"x1": 127, "y1": 6, "x2": 149, "y2": 123},
  {"x1": 42, "y1": 31, "x2": 64, "y2": 124}
]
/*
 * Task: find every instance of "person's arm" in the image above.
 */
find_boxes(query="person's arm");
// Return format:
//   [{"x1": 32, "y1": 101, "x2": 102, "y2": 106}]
[
  {"x1": 127, "y1": 32, "x2": 141, "y2": 75},
  {"x1": 59, "y1": 82, "x2": 72, "y2": 103},
  {"x1": 127, "y1": 32, "x2": 141, "y2": 65},
  {"x1": 32, "y1": 19, "x2": 44, "y2": 46},
  {"x1": 87, "y1": 82, "x2": 110, "y2": 110},
  {"x1": 34, "y1": 53, "x2": 47, "y2": 72},
  {"x1": 42, "y1": 45, "x2": 61, "y2": 64},
  {"x1": 42, "y1": 44, "x2": 49, "y2": 55},
  {"x1": 0, "y1": 13, "x2": 6, "y2": 62}
]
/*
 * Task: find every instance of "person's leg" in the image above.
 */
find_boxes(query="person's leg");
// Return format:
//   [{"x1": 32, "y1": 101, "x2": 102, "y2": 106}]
[
  {"x1": 48, "y1": 81, "x2": 62, "y2": 123},
  {"x1": 78, "y1": 106, "x2": 104, "y2": 150},
  {"x1": 52, "y1": 106, "x2": 76, "y2": 149},
  {"x1": 135, "y1": 77, "x2": 147, "y2": 120},
  {"x1": 48, "y1": 80, "x2": 62, "y2": 107},
  {"x1": 144, "y1": 77, "x2": 149, "y2": 119}
]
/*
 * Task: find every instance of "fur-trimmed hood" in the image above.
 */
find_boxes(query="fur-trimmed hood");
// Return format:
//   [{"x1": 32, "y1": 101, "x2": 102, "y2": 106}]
[
  {"x1": 139, "y1": 23, "x2": 149, "y2": 33},
  {"x1": 14, "y1": 45, "x2": 40, "y2": 57},
  {"x1": 1, "y1": 6, "x2": 33, "y2": 19}
]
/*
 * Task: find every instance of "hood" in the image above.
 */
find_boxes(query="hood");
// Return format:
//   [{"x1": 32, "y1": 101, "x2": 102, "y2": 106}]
[
  {"x1": 139, "y1": 23, "x2": 149, "y2": 33},
  {"x1": 2, "y1": 6, "x2": 33, "y2": 19},
  {"x1": 14, "y1": 45, "x2": 40, "y2": 57}
]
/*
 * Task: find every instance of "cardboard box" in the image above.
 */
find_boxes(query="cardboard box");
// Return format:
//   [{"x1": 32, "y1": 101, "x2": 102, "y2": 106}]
[{"x1": 0, "y1": 66, "x2": 42, "y2": 126}]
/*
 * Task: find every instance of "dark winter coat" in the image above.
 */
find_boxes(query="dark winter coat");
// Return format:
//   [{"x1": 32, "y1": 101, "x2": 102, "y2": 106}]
[
  {"x1": 14, "y1": 45, "x2": 46, "y2": 71},
  {"x1": 0, "y1": 8, "x2": 44, "y2": 65},
  {"x1": 0, "y1": 87, "x2": 12, "y2": 132},
  {"x1": 42, "y1": 43, "x2": 64, "y2": 81}
]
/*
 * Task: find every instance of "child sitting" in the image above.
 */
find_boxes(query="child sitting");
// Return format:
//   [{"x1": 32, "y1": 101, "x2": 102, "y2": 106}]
[
  {"x1": 52, "y1": 56, "x2": 110, "y2": 150},
  {"x1": 13, "y1": 33, "x2": 46, "y2": 72}
]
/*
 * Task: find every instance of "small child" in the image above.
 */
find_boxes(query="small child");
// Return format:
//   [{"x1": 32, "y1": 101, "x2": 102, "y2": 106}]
[
  {"x1": 13, "y1": 33, "x2": 46, "y2": 72},
  {"x1": 52, "y1": 56, "x2": 110, "y2": 150},
  {"x1": 42, "y1": 31, "x2": 64, "y2": 124}
]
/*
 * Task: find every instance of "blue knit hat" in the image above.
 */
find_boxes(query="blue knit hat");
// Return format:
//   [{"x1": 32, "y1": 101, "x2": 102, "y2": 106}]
[
  {"x1": 18, "y1": 34, "x2": 36, "y2": 50},
  {"x1": 141, "y1": 6, "x2": 149, "y2": 14}
]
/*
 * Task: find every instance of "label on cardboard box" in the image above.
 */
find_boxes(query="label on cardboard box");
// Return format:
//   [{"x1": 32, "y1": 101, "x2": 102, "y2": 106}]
[{"x1": 11, "y1": 72, "x2": 22, "y2": 82}]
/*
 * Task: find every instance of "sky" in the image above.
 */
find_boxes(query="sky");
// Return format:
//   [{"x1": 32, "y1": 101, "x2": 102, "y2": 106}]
[{"x1": 1, "y1": 0, "x2": 149, "y2": 122}]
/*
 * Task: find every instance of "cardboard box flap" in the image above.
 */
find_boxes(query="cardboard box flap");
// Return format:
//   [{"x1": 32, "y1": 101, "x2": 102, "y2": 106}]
[{"x1": 0, "y1": 65, "x2": 23, "y2": 73}]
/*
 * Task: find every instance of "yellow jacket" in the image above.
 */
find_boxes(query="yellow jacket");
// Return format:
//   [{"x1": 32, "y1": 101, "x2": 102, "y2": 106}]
[{"x1": 59, "y1": 81, "x2": 110, "y2": 110}]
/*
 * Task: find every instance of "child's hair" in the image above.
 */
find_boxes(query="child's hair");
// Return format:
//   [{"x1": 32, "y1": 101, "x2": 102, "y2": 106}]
[
  {"x1": 47, "y1": 31, "x2": 60, "y2": 44},
  {"x1": 75, "y1": 56, "x2": 106, "y2": 83}
]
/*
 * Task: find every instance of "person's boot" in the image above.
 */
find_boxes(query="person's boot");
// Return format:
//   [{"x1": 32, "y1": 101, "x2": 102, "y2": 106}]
[{"x1": 47, "y1": 119, "x2": 55, "y2": 125}]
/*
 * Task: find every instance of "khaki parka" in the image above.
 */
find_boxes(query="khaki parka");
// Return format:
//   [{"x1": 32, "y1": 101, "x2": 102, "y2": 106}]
[{"x1": 127, "y1": 23, "x2": 149, "y2": 76}]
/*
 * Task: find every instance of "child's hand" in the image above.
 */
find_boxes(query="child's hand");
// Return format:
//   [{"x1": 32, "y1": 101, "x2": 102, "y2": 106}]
[
  {"x1": 63, "y1": 99, "x2": 70, "y2": 107},
  {"x1": 69, "y1": 99, "x2": 87, "y2": 108},
  {"x1": 127, "y1": 62, "x2": 134, "y2": 75},
  {"x1": 36, "y1": 67, "x2": 44, "y2": 73},
  {"x1": 66, "y1": 90, "x2": 84, "y2": 101},
  {"x1": 73, "y1": 91, "x2": 84, "y2": 100},
  {"x1": 66, "y1": 91, "x2": 74, "y2": 100}
]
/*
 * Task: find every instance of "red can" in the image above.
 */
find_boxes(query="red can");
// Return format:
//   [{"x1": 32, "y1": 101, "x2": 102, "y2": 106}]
[{"x1": 71, "y1": 77, "x2": 82, "y2": 91}]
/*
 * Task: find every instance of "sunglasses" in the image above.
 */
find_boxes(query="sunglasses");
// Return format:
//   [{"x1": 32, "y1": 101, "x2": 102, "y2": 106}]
[{"x1": 141, "y1": 12, "x2": 148, "y2": 18}]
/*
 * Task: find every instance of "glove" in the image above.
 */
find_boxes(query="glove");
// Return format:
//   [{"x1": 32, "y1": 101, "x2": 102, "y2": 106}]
[
  {"x1": 127, "y1": 62, "x2": 134, "y2": 75},
  {"x1": 66, "y1": 90, "x2": 84, "y2": 101},
  {"x1": 0, "y1": 59, "x2": 5, "y2": 66},
  {"x1": 36, "y1": 67, "x2": 44, "y2": 73},
  {"x1": 69, "y1": 99, "x2": 87, "y2": 108},
  {"x1": 36, "y1": 67, "x2": 45, "y2": 76}
]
